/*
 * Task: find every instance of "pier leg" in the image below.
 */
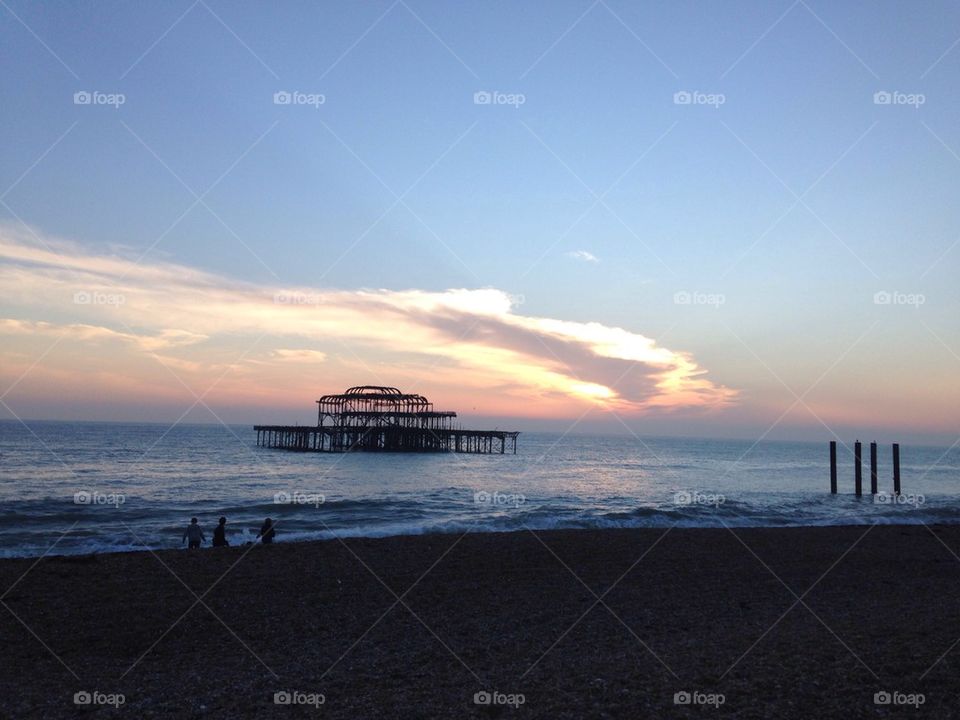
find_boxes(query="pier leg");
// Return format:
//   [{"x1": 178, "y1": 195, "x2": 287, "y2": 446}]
[
  {"x1": 893, "y1": 443, "x2": 901, "y2": 496},
  {"x1": 829, "y1": 441, "x2": 837, "y2": 494},
  {"x1": 854, "y1": 441, "x2": 862, "y2": 496},
  {"x1": 870, "y1": 442, "x2": 878, "y2": 495}
]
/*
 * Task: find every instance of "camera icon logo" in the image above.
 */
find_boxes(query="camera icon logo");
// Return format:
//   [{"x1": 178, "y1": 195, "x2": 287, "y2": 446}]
[
  {"x1": 73, "y1": 91, "x2": 92, "y2": 105},
  {"x1": 873, "y1": 91, "x2": 892, "y2": 105},
  {"x1": 273, "y1": 491, "x2": 291, "y2": 504},
  {"x1": 473, "y1": 691, "x2": 492, "y2": 705},
  {"x1": 873, "y1": 290, "x2": 891, "y2": 305},
  {"x1": 874, "y1": 690, "x2": 892, "y2": 705},
  {"x1": 673, "y1": 290, "x2": 691, "y2": 305},
  {"x1": 473, "y1": 91, "x2": 492, "y2": 105},
  {"x1": 74, "y1": 490, "x2": 92, "y2": 505},
  {"x1": 273, "y1": 91, "x2": 292, "y2": 105},
  {"x1": 674, "y1": 491, "x2": 692, "y2": 506},
  {"x1": 73, "y1": 290, "x2": 92, "y2": 304},
  {"x1": 674, "y1": 691, "x2": 692, "y2": 704},
  {"x1": 874, "y1": 492, "x2": 891, "y2": 505},
  {"x1": 673, "y1": 91, "x2": 692, "y2": 105},
  {"x1": 73, "y1": 691, "x2": 92, "y2": 705},
  {"x1": 274, "y1": 691, "x2": 292, "y2": 705}
]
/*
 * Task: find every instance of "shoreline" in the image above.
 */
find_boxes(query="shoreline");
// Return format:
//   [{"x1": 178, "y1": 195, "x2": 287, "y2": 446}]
[
  {"x1": 3, "y1": 515, "x2": 957, "y2": 561},
  {"x1": 2, "y1": 524, "x2": 959, "y2": 718}
]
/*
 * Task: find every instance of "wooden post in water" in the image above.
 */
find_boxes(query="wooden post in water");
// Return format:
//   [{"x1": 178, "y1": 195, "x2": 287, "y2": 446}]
[
  {"x1": 893, "y1": 443, "x2": 901, "y2": 496},
  {"x1": 870, "y1": 442, "x2": 878, "y2": 495},
  {"x1": 829, "y1": 441, "x2": 837, "y2": 494},
  {"x1": 854, "y1": 441, "x2": 862, "y2": 496}
]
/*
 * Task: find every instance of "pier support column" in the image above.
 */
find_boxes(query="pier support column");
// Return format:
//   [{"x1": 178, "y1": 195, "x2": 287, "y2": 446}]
[
  {"x1": 829, "y1": 441, "x2": 837, "y2": 494},
  {"x1": 893, "y1": 443, "x2": 901, "y2": 496},
  {"x1": 854, "y1": 441, "x2": 862, "y2": 496}
]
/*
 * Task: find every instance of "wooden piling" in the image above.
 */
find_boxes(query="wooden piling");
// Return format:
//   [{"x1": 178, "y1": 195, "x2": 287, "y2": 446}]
[
  {"x1": 893, "y1": 443, "x2": 901, "y2": 496},
  {"x1": 829, "y1": 441, "x2": 837, "y2": 494},
  {"x1": 870, "y1": 442, "x2": 878, "y2": 494},
  {"x1": 253, "y1": 423, "x2": 518, "y2": 455},
  {"x1": 854, "y1": 441, "x2": 862, "y2": 496}
]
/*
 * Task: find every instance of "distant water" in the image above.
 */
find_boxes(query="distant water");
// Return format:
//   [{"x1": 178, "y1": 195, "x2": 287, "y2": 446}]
[{"x1": 0, "y1": 421, "x2": 957, "y2": 558}]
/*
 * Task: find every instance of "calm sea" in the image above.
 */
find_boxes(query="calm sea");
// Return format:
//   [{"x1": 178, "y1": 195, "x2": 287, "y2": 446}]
[{"x1": 0, "y1": 421, "x2": 957, "y2": 558}]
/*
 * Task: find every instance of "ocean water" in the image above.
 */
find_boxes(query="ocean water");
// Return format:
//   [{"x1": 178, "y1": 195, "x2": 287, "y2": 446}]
[{"x1": 0, "y1": 421, "x2": 957, "y2": 558}]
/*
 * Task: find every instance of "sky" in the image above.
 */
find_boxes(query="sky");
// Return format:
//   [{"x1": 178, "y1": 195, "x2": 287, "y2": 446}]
[{"x1": 0, "y1": 0, "x2": 958, "y2": 444}]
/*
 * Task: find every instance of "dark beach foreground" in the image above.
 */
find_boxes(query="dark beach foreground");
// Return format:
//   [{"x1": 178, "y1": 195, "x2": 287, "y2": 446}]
[{"x1": 2, "y1": 525, "x2": 959, "y2": 718}]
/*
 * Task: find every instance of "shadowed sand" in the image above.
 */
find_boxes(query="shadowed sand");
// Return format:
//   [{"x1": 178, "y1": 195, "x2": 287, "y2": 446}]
[{"x1": 1, "y1": 525, "x2": 959, "y2": 718}]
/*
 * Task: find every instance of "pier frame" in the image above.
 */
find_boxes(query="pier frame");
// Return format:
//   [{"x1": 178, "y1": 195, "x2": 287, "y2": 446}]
[{"x1": 256, "y1": 386, "x2": 518, "y2": 454}]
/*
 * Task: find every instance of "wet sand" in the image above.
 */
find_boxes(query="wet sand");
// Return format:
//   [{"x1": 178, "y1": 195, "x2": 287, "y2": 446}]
[{"x1": 1, "y1": 524, "x2": 959, "y2": 718}]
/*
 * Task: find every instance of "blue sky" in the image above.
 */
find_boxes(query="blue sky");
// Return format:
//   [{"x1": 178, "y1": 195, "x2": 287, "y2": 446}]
[{"x1": 1, "y1": 1, "x2": 958, "y2": 442}]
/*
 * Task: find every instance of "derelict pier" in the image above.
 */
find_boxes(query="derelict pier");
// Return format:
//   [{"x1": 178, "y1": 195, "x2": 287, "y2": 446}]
[{"x1": 255, "y1": 386, "x2": 518, "y2": 454}]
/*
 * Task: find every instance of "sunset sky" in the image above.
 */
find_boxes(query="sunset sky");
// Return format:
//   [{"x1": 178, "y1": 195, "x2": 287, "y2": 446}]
[{"x1": 1, "y1": 1, "x2": 958, "y2": 443}]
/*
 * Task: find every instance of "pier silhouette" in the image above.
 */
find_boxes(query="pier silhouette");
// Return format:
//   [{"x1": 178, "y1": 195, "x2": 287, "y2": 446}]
[{"x1": 255, "y1": 385, "x2": 518, "y2": 454}]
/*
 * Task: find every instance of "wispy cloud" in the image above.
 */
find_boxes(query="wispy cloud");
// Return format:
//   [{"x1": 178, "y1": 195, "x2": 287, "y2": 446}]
[
  {"x1": 566, "y1": 249, "x2": 599, "y2": 263},
  {"x1": 270, "y1": 348, "x2": 329, "y2": 364},
  {"x1": 0, "y1": 226, "x2": 735, "y2": 416}
]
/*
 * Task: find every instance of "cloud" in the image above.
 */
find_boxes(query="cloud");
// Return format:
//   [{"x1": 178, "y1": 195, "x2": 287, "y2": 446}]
[
  {"x1": 0, "y1": 226, "x2": 736, "y2": 415},
  {"x1": 270, "y1": 349, "x2": 328, "y2": 364},
  {"x1": 565, "y1": 250, "x2": 599, "y2": 263}
]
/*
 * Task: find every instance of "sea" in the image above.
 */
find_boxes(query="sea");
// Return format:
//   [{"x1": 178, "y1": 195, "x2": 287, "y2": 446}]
[{"x1": 0, "y1": 420, "x2": 957, "y2": 558}]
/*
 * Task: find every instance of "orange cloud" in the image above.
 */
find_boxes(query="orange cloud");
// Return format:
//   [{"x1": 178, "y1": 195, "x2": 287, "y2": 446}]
[{"x1": 0, "y1": 226, "x2": 736, "y2": 417}]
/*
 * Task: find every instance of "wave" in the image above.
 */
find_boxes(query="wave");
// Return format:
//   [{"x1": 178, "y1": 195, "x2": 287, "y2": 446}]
[{"x1": 2, "y1": 499, "x2": 958, "y2": 559}]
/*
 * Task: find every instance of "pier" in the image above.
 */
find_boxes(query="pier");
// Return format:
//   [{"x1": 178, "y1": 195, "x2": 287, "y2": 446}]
[{"x1": 255, "y1": 386, "x2": 518, "y2": 454}]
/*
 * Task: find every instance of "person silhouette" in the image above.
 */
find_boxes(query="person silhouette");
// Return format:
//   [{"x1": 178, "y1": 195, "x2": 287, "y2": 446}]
[
  {"x1": 257, "y1": 517, "x2": 276, "y2": 545},
  {"x1": 212, "y1": 516, "x2": 229, "y2": 547},
  {"x1": 182, "y1": 517, "x2": 205, "y2": 549}
]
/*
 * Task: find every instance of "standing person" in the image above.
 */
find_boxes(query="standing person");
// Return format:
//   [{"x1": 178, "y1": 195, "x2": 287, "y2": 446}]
[
  {"x1": 182, "y1": 517, "x2": 205, "y2": 549},
  {"x1": 257, "y1": 517, "x2": 276, "y2": 545},
  {"x1": 212, "y1": 516, "x2": 229, "y2": 547}
]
